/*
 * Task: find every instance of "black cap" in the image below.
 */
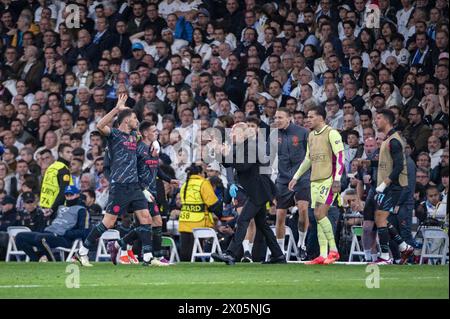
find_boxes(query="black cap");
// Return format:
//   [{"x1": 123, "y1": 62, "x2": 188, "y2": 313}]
[
  {"x1": 22, "y1": 192, "x2": 35, "y2": 204},
  {"x1": 371, "y1": 92, "x2": 385, "y2": 99},
  {"x1": 1, "y1": 195, "x2": 16, "y2": 205}
]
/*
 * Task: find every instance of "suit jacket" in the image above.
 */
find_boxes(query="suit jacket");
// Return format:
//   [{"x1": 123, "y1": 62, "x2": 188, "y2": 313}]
[
  {"x1": 400, "y1": 98, "x2": 420, "y2": 117},
  {"x1": 13, "y1": 60, "x2": 44, "y2": 93},
  {"x1": 127, "y1": 17, "x2": 149, "y2": 37},
  {"x1": 94, "y1": 30, "x2": 116, "y2": 55},
  {"x1": 62, "y1": 46, "x2": 80, "y2": 68},
  {"x1": 350, "y1": 68, "x2": 367, "y2": 87},
  {"x1": 403, "y1": 123, "x2": 432, "y2": 155},
  {"x1": 223, "y1": 138, "x2": 275, "y2": 206},
  {"x1": 113, "y1": 33, "x2": 132, "y2": 59},
  {"x1": 77, "y1": 43, "x2": 100, "y2": 68}
]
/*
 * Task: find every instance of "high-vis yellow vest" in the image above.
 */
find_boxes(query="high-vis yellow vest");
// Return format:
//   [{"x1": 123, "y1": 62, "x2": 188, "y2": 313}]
[
  {"x1": 377, "y1": 131, "x2": 408, "y2": 187},
  {"x1": 179, "y1": 175, "x2": 217, "y2": 233},
  {"x1": 309, "y1": 125, "x2": 334, "y2": 181},
  {"x1": 40, "y1": 161, "x2": 73, "y2": 209}
]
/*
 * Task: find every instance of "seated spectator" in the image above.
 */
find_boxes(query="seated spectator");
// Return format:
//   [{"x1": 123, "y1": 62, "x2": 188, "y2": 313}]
[
  {"x1": 415, "y1": 185, "x2": 446, "y2": 224},
  {"x1": 416, "y1": 167, "x2": 432, "y2": 188},
  {"x1": 0, "y1": 195, "x2": 18, "y2": 231},
  {"x1": 82, "y1": 189, "x2": 103, "y2": 224},
  {"x1": 15, "y1": 186, "x2": 90, "y2": 262},
  {"x1": 431, "y1": 149, "x2": 449, "y2": 188}
]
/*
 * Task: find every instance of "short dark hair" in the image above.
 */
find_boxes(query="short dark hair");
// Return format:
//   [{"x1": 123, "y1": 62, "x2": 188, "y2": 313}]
[
  {"x1": 308, "y1": 106, "x2": 326, "y2": 120},
  {"x1": 276, "y1": 107, "x2": 291, "y2": 116},
  {"x1": 246, "y1": 115, "x2": 260, "y2": 126},
  {"x1": 347, "y1": 129, "x2": 360, "y2": 139},
  {"x1": 410, "y1": 106, "x2": 425, "y2": 119},
  {"x1": 377, "y1": 109, "x2": 395, "y2": 125},
  {"x1": 70, "y1": 133, "x2": 83, "y2": 141},
  {"x1": 359, "y1": 109, "x2": 373, "y2": 119},
  {"x1": 83, "y1": 189, "x2": 96, "y2": 200},
  {"x1": 426, "y1": 184, "x2": 439, "y2": 193},
  {"x1": 139, "y1": 120, "x2": 154, "y2": 132},
  {"x1": 58, "y1": 143, "x2": 72, "y2": 154},
  {"x1": 117, "y1": 109, "x2": 134, "y2": 125}
]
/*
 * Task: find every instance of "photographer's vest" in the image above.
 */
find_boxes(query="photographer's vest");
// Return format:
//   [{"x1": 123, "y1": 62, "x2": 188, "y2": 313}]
[
  {"x1": 179, "y1": 175, "x2": 214, "y2": 233},
  {"x1": 40, "y1": 161, "x2": 73, "y2": 209},
  {"x1": 377, "y1": 131, "x2": 408, "y2": 187},
  {"x1": 309, "y1": 125, "x2": 334, "y2": 181}
]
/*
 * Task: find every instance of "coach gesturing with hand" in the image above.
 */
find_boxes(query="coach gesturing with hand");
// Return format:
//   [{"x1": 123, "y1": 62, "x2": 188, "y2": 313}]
[{"x1": 212, "y1": 123, "x2": 285, "y2": 265}]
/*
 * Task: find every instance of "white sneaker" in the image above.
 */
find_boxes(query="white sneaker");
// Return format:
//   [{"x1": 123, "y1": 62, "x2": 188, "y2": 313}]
[
  {"x1": 74, "y1": 252, "x2": 93, "y2": 267},
  {"x1": 39, "y1": 255, "x2": 48, "y2": 262},
  {"x1": 373, "y1": 257, "x2": 393, "y2": 265},
  {"x1": 150, "y1": 257, "x2": 170, "y2": 267}
]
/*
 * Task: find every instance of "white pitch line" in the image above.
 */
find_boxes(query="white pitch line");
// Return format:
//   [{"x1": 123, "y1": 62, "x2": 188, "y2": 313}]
[{"x1": 0, "y1": 277, "x2": 446, "y2": 289}]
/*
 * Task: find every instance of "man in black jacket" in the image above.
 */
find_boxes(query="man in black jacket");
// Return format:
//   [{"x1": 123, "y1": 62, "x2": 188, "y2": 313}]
[{"x1": 212, "y1": 122, "x2": 285, "y2": 265}]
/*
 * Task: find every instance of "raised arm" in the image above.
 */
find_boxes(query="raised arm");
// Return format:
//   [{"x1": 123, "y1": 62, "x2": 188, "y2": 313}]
[{"x1": 96, "y1": 94, "x2": 128, "y2": 136}]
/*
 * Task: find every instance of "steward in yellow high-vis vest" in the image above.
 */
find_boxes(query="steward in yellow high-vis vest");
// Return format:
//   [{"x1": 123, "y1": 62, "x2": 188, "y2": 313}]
[
  {"x1": 178, "y1": 164, "x2": 221, "y2": 261},
  {"x1": 40, "y1": 144, "x2": 73, "y2": 212}
]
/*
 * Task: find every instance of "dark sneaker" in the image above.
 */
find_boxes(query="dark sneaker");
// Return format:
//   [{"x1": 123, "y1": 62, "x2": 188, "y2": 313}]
[
  {"x1": 107, "y1": 241, "x2": 118, "y2": 265},
  {"x1": 298, "y1": 246, "x2": 308, "y2": 261},
  {"x1": 211, "y1": 252, "x2": 236, "y2": 265},
  {"x1": 262, "y1": 254, "x2": 287, "y2": 264},
  {"x1": 240, "y1": 251, "x2": 253, "y2": 263}
]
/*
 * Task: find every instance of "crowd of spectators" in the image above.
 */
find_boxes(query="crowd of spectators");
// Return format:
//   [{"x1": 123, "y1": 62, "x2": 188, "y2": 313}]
[{"x1": 0, "y1": 0, "x2": 448, "y2": 262}]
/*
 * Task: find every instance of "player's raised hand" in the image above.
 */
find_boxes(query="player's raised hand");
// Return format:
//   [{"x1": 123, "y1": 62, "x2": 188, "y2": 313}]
[{"x1": 116, "y1": 94, "x2": 128, "y2": 111}]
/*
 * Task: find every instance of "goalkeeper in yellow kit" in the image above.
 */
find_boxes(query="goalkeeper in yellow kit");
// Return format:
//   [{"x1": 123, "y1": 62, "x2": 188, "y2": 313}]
[{"x1": 289, "y1": 106, "x2": 345, "y2": 265}]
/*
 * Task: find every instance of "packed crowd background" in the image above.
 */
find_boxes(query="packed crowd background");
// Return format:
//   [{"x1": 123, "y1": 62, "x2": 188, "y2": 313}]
[{"x1": 0, "y1": 0, "x2": 448, "y2": 263}]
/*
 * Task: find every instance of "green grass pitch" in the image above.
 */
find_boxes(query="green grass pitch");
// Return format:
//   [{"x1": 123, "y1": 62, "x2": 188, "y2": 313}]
[{"x1": 0, "y1": 262, "x2": 448, "y2": 299}]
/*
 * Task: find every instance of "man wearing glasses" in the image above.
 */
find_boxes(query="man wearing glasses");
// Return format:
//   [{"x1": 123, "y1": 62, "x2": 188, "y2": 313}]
[{"x1": 404, "y1": 106, "x2": 432, "y2": 156}]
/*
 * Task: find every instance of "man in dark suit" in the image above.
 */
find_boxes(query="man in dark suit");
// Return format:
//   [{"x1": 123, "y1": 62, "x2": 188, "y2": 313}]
[
  {"x1": 350, "y1": 56, "x2": 367, "y2": 88},
  {"x1": 400, "y1": 83, "x2": 420, "y2": 118},
  {"x1": 92, "y1": 17, "x2": 116, "y2": 56},
  {"x1": 212, "y1": 122, "x2": 285, "y2": 265},
  {"x1": 76, "y1": 29, "x2": 100, "y2": 68},
  {"x1": 12, "y1": 45, "x2": 44, "y2": 93},
  {"x1": 410, "y1": 32, "x2": 434, "y2": 75}
]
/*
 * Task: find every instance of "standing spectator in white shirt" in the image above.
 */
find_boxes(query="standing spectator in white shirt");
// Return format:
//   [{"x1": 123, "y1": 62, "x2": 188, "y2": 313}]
[{"x1": 396, "y1": 0, "x2": 415, "y2": 36}]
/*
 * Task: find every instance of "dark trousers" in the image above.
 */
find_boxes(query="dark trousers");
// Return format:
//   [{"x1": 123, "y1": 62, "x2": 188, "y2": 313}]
[
  {"x1": 226, "y1": 199, "x2": 283, "y2": 259},
  {"x1": 388, "y1": 203, "x2": 414, "y2": 260},
  {"x1": 15, "y1": 232, "x2": 71, "y2": 261},
  {"x1": 180, "y1": 232, "x2": 194, "y2": 261},
  {"x1": 0, "y1": 232, "x2": 9, "y2": 261}
]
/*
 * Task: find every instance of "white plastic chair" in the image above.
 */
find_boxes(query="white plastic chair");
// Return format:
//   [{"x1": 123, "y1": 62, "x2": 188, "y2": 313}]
[
  {"x1": 5, "y1": 226, "x2": 31, "y2": 262},
  {"x1": 348, "y1": 226, "x2": 380, "y2": 262},
  {"x1": 265, "y1": 225, "x2": 297, "y2": 261},
  {"x1": 420, "y1": 228, "x2": 449, "y2": 265},
  {"x1": 55, "y1": 239, "x2": 82, "y2": 262},
  {"x1": 162, "y1": 236, "x2": 180, "y2": 263},
  {"x1": 95, "y1": 230, "x2": 121, "y2": 262},
  {"x1": 191, "y1": 228, "x2": 222, "y2": 262},
  {"x1": 348, "y1": 226, "x2": 365, "y2": 262}
]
